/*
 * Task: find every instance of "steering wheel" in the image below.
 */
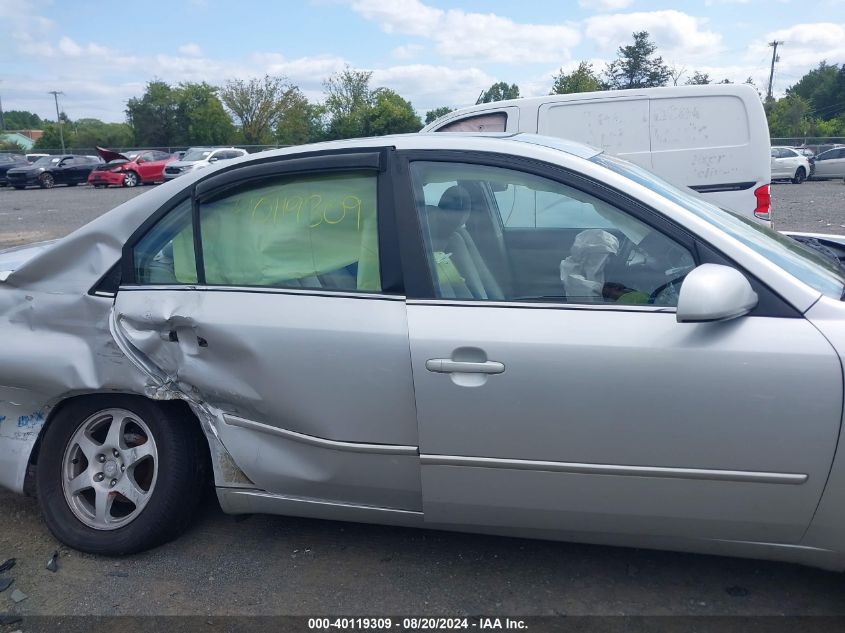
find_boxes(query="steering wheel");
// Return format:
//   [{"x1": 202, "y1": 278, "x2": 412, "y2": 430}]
[{"x1": 648, "y1": 273, "x2": 690, "y2": 305}]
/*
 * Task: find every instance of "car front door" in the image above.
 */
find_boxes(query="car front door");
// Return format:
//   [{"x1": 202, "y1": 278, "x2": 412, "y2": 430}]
[
  {"x1": 815, "y1": 149, "x2": 845, "y2": 178},
  {"x1": 111, "y1": 149, "x2": 422, "y2": 513},
  {"x1": 399, "y1": 153, "x2": 842, "y2": 544}
]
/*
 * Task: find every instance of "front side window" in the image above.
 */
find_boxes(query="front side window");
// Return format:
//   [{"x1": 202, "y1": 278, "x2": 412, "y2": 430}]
[
  {"x1": 199, "y1": 171, "x2": 380, "y2": 291},
  {"x1": 133, "y1": 199, "x2": 197, "y2": 284},
  {"x1": 410, "y1": 161, "x2": 694, "y2": 306}
]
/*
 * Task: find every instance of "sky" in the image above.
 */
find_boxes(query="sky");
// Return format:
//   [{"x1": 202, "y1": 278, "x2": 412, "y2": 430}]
[{"x1": 1, "y1": 0, "x2": 844, "y2": 124}]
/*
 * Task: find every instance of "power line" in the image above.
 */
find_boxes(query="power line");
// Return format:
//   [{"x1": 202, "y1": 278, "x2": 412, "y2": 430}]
[
  {"x1": 48, "y1": 90, "x2": 65, "y2": 153},
  {"x1": 767, "y1": 40, "x2": 783, "y2": 100}
]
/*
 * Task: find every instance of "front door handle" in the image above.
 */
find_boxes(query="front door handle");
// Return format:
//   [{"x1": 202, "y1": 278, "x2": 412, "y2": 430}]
[{"x1": 425, "y1": 359, "x2": 505, "y2": 374}]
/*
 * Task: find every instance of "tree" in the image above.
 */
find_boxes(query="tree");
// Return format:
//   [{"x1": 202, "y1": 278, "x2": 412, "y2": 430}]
[
  {"x1": 323, "y1": 67, "x2": 374, "y2": 139},
  {"x1": 550, "y1": 61, "x2": 602, "y2": 94},
  {"x1": 73, "y1": 119, "x2": 133, "y2": 148},
  {"x1": 126, "y1": 80, "x2": 178, "y2": 146},
  {"x1": 788, "y1": 62, "x2": 845, "y2": 122},
  {"x1": 685, "y1": 71, "x2": 711, "y2": 86},
  {"x1": 275, "y1": 89, "x2": 327, "y2": 145},
  {"x1": 604, "y1": 31, "x2": 670, "y2": 90},
  {"x1": 668, "y1": 65, "x2": 687, "y2": 86},
  {"x1": 174, "y1": 82, "x2": 235, "y2": 146},
  {"x1": 323, "y1": 68, "x2": 423, "y2": 139},
  {"x1": 220, "y1": 74, "x2": 294, "y2": 145},
  {"x1": 425, "y1": 106, "x2": 453, "y2": 124},
  {"x1": 33, "y1": 123, "x2": 67, "y2": 150},
  {"x1": 766, "y1": 94, "x2": 812, "y2": 137},
  {"x1": 477, "y1": 82, "x2": 520, "y2": 104},
  {"x1": 369, "y1": 88, "x2": 422, "y2": 136},
  {"x1": 2, "y1": 110, "x2": 43, "y2": 130}
]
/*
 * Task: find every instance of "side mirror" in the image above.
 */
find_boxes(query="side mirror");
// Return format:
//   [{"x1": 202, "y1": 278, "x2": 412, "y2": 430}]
[
  {"x1": 208, "y1": 157, "x2": 219, "y2": 163},
  {"x1": 676, "y1": 264, "x2": 758, "y2": 323}
]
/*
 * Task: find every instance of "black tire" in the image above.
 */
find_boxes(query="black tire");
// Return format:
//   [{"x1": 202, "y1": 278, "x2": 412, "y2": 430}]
[
  {"x1": 792, "y1": 167, "x2": 806, "y2": 184},
  {"x1": 36, "y1": 395, "x2": 208, "y2": 555},
  {"x1": 39, "y1": 173, "x2": 55, "y2": 189}
]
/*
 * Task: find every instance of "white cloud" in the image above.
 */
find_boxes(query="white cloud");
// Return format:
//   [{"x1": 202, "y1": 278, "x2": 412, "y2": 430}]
[
  {"x1": 391, "y1": 44, "x2": 425, "y2": 60},
  {"x1": 349, "y1": 0, "x2": 581, "y2": 64},
  {"x1": 370, "y1": 64, "x2": 496, "y2": 110},
  {"x1": 578, "y1": 0, "x2": 634, "y2": 11},
  {"x1": 584, "y1": 10, "x2": 722, "y2": 57},
  {"x1": 178, "y1": 43, "x2": 203, "y2": 57}
]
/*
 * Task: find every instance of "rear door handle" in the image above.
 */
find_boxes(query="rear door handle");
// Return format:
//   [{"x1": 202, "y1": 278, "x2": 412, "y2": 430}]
[{"x1": 425, "y1": 359, "x2": 505, "y2": 374}]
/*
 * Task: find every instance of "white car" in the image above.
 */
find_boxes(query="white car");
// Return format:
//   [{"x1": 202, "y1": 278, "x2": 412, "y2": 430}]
[
  {"x1": 771, "y1": 146, "x2": 811, "y2": 184},
  {"x1": 163, "y1": 147, "x2": 248, "y2": 180},
  {"x1": 813, "y1": 147, "x2": 845, "y2": 181}
]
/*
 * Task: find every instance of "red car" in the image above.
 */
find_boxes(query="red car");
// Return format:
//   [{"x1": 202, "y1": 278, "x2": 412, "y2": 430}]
[{"x1": 88, "y1": 147, "x2": 176, "y2": 188}]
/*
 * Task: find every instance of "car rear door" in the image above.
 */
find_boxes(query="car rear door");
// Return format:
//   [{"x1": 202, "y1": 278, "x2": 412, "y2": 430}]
[
  {"x1": 111, "y1": 148, "x2": 422, "y2": 513},
  {"x1": 815, "y1": 149, "x2": 845, "y2": 178},
  {"x1": 397, "y1": 151, "x2": 842, "y2": 544}
]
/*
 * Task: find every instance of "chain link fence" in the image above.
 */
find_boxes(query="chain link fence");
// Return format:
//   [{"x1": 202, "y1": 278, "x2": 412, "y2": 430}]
[
  {"x1": 24, "y1": 144, "x2": 290, "y2": 156},
  {"x1": 771, "y1": 137, "x2": 845, "y2": 153}
]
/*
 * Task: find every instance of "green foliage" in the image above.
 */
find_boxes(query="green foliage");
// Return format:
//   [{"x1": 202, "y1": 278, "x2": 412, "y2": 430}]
[
  {"x1": 2, "y1": 110, "x2": 43, "y2": 130},
  {"x1": 174, "y1": 82, "x2": 235, "y2": 146},
  {"x1": 604, "y1": 31, "x2": 670, "y2": 89},
  {"x1": 788, "y1": 62, "x2": 845, "y2": 122},
  {"x1": 220, "y1": 75, "x2": 294, "y2": 144},
  {"x1": 33, "y1": 123, "x2": 66, "y2": 150},
  {"x1": 425, "y1": 106, "x2": 454, "y2": 124},
  {"x1": 0, "y1": 137, "x2": 27, "y2": 152},
  {"x1": 323, "y1": 67, "x2": 422, "y2": 139},
  {"x1": 324, "y1": 67, "x2": 374, "y2": 139},
  {"x1": 369, "y1": 89, "x2": 422, "y2": 136},
  {"x1": 275, "y1": 90, "x2": 327, "y2": 145},
  {"x1": 126, "y1": 80, "x2": 179, "y2": 146},
  {"x1": 766, "y1": 94, "x2": 813, "y2": 137},
  {"x1": 685, "y1": 71, "x2": 711, "y2": 86},
  {"x1": 476, "y1": 82, "x2": 520, "y2": 104},
  {"x1": 550, "y1": 61, "x2": 602, "y2": 94}
]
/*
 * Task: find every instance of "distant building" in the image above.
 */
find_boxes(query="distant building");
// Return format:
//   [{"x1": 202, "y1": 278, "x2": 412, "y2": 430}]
[{"x1": 0, "y1": 130, "x2": 43, "y2": 151}]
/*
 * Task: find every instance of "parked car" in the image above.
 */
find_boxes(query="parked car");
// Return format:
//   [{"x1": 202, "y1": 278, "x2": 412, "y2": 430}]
[
  {"x1": 422, "y1": 85, "x2": 773, "y2": 223},
  {"x1": 5, "y1": 133, "x2": 845, "y2": 571},
  {"x1": 812, "y1": 147, "x2": 845, "y2": 181},
  {"x1": 0, "y1": 153, "x2": 29, "y2": 186},
  {"x1": 88, "y1": 148, "x2": 175, "y2": 188},
  {"x1": 771, "y1": 146, "x2": 811, "y2": 183},
  {"x1": 792, "y1": 147, "x2": 816, "y2": 177},
  {"x1": 162, "y1": 147, "x2": 248, "y2": 180},
  {"x1": 25, "y1": 153, "x2": 50, "y2": 163},
  {"x1": 5, "y1": 154, "x2": 102, "y2": 189}
]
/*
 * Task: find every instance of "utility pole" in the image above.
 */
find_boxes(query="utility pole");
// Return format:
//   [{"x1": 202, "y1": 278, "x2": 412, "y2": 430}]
[
  {"x1": 48, "y1": 90, "x2": 65, "y2": 152},
  {"x1": 767, "y1": 40, "x2": 783, "y2": 101},
  {"x1": 0, "y1": 81, "x2": 5, "y2": 131}
]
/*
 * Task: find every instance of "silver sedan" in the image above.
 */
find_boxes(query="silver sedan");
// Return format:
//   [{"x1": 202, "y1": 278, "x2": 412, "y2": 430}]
[{"x1": 2, "y1": 133, "x2": 845, "y2": 570}]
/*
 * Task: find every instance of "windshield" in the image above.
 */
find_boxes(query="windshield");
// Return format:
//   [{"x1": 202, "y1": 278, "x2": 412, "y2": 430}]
[
  {"x1": 182, "y1": 149, "x2": 212, "y2": 162},
  {"x1": 32, "y1": 156, "x2": 62, "y2": 167},
  {"x1": 591, "y1": 152, "x2": 845, "y2": 300}
]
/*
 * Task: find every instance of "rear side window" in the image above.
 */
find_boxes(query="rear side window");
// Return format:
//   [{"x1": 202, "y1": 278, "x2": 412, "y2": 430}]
[
  {"x1": 436, "y1": 112, "x2": 507, "y2": 133},
  {"x1": 132, "y1": 199, "x2": 197, "y2": 284},
  {"x1": 199, "y1": 172, "x2": 380, "y2": 291}
]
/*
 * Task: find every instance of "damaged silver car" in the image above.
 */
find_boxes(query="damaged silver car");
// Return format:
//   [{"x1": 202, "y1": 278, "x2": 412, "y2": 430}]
[{"x1": 4, "y1": 133, "x2": 845, "y2": 569}]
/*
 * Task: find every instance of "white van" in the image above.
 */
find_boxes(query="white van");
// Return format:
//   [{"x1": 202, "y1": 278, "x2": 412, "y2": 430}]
[{"x1": 421, "y1": 85, "x2": 772, "y2": 223}]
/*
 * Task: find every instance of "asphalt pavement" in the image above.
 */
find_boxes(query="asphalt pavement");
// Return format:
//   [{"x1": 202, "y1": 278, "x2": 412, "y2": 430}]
[{"x1": 1, "y1": 179, "x2": 845, "y2": 621}]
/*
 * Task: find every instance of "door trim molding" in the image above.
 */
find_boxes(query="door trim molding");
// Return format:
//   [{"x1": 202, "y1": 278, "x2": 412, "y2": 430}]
[
  {"x1": 223, "y1": 414, "x2": 419, "y2": 455},
  {"x1": 420, "y1": 454, "x2": 808, "y2": 485}
]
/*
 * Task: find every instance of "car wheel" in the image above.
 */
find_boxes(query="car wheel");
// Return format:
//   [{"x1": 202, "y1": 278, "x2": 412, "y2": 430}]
[
  {"x1": 123, "y1": 171, "x2": 139, "y2": 188},
  {"x1": 792, "y1": 168, "x2": 806, "y2": 184},
  {"x1": 39, "y1": 173, "x2": 55, "y2": 189},
  {"x1": 36, "y1": 395, "x2": 208, "y2": 555}
]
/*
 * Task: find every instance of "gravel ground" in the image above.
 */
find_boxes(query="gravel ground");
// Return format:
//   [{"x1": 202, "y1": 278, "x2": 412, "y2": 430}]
[{"x1": 1, "y1": 180, "x2": 845, "y2": 621}]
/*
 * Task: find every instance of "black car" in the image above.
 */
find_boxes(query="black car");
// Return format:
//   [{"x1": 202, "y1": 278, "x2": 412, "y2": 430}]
[
  {"x1": 0, "y1": 153, "x2": 29, "y2": 186},
  {"x1": 6, "y1": 155, "x2": 102, "y2": 189}
]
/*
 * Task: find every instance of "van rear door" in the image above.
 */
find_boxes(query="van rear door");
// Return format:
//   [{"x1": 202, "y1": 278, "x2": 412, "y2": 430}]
[{"x1": 537, "y1": 97, "x2": 652, "y2": 171}]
